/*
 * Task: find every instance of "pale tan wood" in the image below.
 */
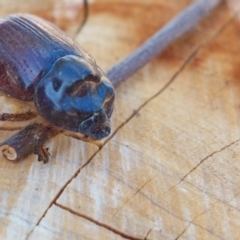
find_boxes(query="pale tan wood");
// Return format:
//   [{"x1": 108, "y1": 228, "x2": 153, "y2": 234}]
[
  {"x1": 0, "y1": 134, "x2": 98, "y2": 239},
  {"x1": 28, "y1": 204, "x2": 125, "y2": 240},
  {"x1": 0, "y1": 0, "x2": 85, "y2": 35},
  {"x1": 79, "y1": 0, "x2": 234, "y2": 138},
  {"x1": 56, "y1": 2, "x2": 240, "y2": 240},
  {"x1": 0, "y1": 0, "x2": 239, "y2": 240}
]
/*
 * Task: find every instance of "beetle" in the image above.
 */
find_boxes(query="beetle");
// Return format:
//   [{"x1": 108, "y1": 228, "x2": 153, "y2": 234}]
[{"x1": 0, "y1": 13, "x2": 115, "y2": 162}]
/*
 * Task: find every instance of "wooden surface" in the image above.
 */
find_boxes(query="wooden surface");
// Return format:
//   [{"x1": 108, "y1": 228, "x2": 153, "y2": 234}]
[{"x1": 0, "y1": 0, "x2": 240, "y2": 239}]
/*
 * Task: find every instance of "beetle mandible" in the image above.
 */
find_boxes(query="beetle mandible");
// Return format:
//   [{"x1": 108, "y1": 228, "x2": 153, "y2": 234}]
[{"x1": 0, "y1": 13, "x2": 115, "y2": 162}]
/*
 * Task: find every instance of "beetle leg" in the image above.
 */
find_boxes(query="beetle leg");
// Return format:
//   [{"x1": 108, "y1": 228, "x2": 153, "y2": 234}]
[
  {"x1": 34, "y1": 143, "x2": 50, "y2": 163},
  {"x1": 33, "y1": 125, "x2": 62, "y2": 163},
  {"x1": 63, "y1": 131, "x2": 103, "y2": 148},
  {"x1": 0, "y1": 111, "x2": 38, "y2": 121}
]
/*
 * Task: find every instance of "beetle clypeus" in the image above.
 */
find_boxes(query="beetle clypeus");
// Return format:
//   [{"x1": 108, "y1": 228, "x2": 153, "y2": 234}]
[{"x1": 0, "y1": 14, "x2": 115, "y2": 163}]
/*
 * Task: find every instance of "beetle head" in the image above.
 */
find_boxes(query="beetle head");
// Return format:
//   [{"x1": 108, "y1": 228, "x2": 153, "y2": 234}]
[{"x1": 34, "y1": 55, "x2": 115, "y2": 140}]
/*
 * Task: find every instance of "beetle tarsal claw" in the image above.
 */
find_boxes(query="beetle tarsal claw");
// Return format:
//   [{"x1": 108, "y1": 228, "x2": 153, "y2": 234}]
[
  {"x1": 34, "y1": 140, "x2": 50, "y2": 163},
  {"x1": 0, "y1": 144, "x2": 17, "y2": 161},
  {"x1": 36, "y1": 147, "x2": 50, "y2": 163}
]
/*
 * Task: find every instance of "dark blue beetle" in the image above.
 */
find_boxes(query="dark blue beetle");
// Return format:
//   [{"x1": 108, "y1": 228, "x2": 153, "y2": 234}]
[{"x1": 0, "y1": 14, "x2": 115, "y2": 141}]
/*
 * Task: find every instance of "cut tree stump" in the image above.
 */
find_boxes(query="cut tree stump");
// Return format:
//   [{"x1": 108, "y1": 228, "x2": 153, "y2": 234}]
[{"x1": 0, "y1": 0, "x2": 240, "y2": 239}]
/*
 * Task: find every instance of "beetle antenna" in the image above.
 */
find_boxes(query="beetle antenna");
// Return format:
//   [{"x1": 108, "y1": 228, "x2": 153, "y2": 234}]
[{"x1": 75, "y1": 0, "x2": 88, "y2": 37}]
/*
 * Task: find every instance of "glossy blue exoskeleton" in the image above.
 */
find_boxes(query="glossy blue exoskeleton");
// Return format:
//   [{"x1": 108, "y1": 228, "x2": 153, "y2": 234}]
[{"x1": 0, "y1": 14, "x2": 115, "y2": 140}]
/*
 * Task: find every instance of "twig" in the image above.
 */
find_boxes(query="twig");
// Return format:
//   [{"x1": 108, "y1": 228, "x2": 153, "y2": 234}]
[
  {"x1": 0, "y1": 0, "x2": 221, "y2": 162},
  {"x1": 0, "y1": 123, "x2": 61, "y2": 162},
  {"x1": 107, "y1": 0, "x2": 222, "y2": 87}
]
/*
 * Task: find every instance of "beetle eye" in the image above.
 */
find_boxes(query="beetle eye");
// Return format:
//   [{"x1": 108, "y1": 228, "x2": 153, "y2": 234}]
[{"x1": 52, "y1": 78, "x2": 62, "y2": 92}]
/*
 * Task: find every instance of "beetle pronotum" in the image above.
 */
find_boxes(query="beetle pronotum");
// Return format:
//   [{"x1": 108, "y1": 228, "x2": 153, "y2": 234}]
[{"x1": 0, "y1": 0, "x2": 221, "y2": 163}]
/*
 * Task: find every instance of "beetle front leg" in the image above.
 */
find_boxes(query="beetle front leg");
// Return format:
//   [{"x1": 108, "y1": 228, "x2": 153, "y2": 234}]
[
  {"x1": 0, "y1": 110, "x2": 38, "y2": 121},
  {"x1": 33, "y1": 125, "x2": 61, "y2": 163}
]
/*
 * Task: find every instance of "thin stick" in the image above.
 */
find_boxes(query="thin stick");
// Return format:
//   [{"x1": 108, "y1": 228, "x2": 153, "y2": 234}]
[
  {"x1": 0, "y1": 123, "x2": 43, "y2": 161},
  {"x1": 0, "y1": 0, "x2": 222, "y2": 162},
  {"x1": 0, "y1": 123, "x2": 61, "y2": 162},
  {"x1": 107, "y1": 0, "x2": 222, "y2": 87}
]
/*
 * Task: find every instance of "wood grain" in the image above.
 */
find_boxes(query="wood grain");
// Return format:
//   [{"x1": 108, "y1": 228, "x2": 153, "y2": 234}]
[
  {"x1": 28, "y1": 205, "x2": 125, "y2": 240},
  {"x1": 1, "y1": 0, "x2": 240, "y2": 240}
]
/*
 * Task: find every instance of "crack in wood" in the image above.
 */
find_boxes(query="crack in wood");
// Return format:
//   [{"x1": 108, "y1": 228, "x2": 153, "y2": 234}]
[
  {"x1": 184, "y1": 177, "x2": 240, "y2": 214},
  {"x1": 169, "y1": 138, "x2": 240, "y2": 191},
  {"x1": 112, "y1": 176, "x2": 156, "y2": 219},
  {"x1": 25, "y1": 5, "x2": 239, "y2": 240},
  {"x1": 114, "y1": 179, "x2": 227, "y2": 240},
  {"x1": 25, "y1": 149, "x2": 100, "y2": 240},
  {"x1": 175, "y1": 214, "x2": 208, "y2": 240},
  {"x1": 175, "y1": 200, "x2": 224, "y2": 240},
  {"x1": 55, "y1": 203, "x2": 142, "y2": 240},
  {"x1": 144, "y1": 227, "x2": 153, "y2": 240}
]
